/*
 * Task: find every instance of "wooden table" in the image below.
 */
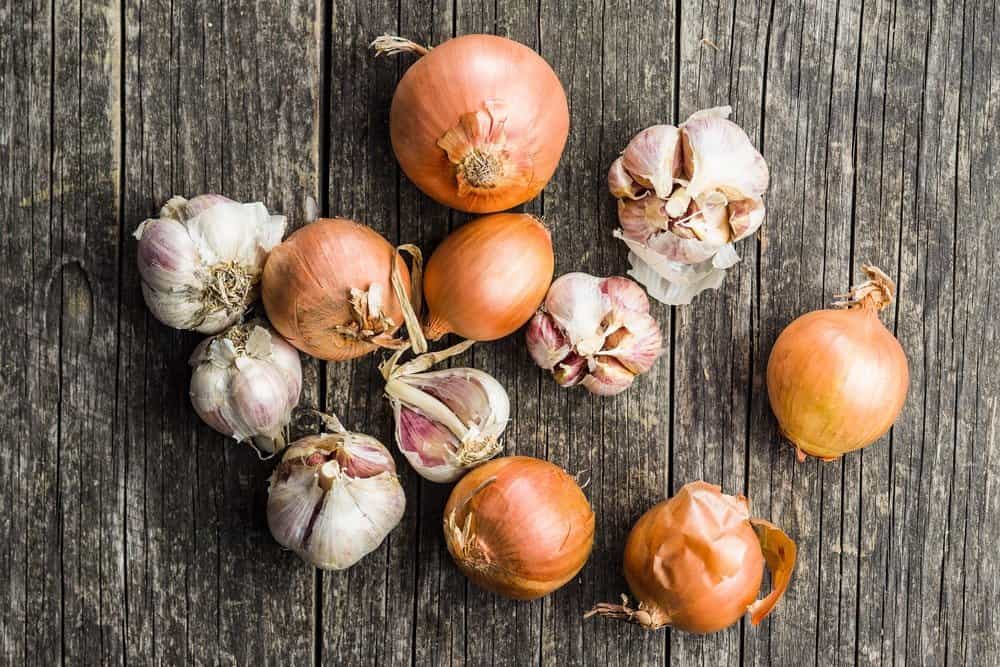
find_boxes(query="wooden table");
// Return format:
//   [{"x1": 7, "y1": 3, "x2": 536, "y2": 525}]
[{"x1": 3, "y1": 0, "x2": 998, "y2": 665}]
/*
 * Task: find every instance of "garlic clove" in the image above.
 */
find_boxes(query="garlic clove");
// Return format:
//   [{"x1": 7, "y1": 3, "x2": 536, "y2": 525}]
[
  {"x1": 728, "y1": 196, "x2": 766, "y2": 241},
  {"x1": 544, "y1": 272, "x2": 607, "y2": 356},
  {"x1": 229, "y1": 358, "x2": 294, "y2": 447},
  {"x1": 334, "y1": 433, "x2": 399, "y2": 478},
  {"x1": 141, "y1": 282, "x2": 214, "y2": 331},
  {"x1": 602, "y1": 313, "x2": 664, "y2": 375},
  {"x1": 581, "y1": 356, "x2": 636, "y2": 396},
  {"x1": 617, "y1": 198, "x2": 670, "y2": 244},
  {"x1": 395, "y1": 404, "x2": 465, "y2": 482},
  {"x1": 403, "y1": 369, "x2": 510, "y2": 437},
  {"x1": 644, "y1": 228, "x2": 722, "y2": 265},
  {"x1": 186, "y1": 200, "x2": 284, "y2": 266},
  {"x1": 134, "y1": 218, "x2": 201, "y2": 292},
  {"x1": 621, "y1": 125, "x2": 682, "y2": 199},
  {"x1": 681, "y1": 114, "x2": 768, "y2": 202},
  {"x1": 600, "y1": 276, "x2": 651, "y2": 314},
  {"x1": 684, "y1": 194, "x2": 732, "y2": 246},
  {"x1": 608, "y1": 157, "x2": 645, "y2": 200},
  {"x1": 526, "y1": 311, "x2": 571, "y2": 370},
  {"x1": 553, "y1": 352, "x2": 588, "y2": 387},
  {"x1": 266, "y1": 464, "x2": 326, "y2": 552},
  {"x1": 664, "y1": 186, "x2": 692, "y2": 219}
]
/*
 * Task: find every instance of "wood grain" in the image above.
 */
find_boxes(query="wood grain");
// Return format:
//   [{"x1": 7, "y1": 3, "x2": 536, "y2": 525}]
[{"x1": 1, "y1": 0, "x2": 998, "y2": 665}]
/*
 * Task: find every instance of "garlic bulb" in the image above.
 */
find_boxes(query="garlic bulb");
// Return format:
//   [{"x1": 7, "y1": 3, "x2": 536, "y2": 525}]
[
  {"x1": 189, "y1": 321, "x2": 302, "y2": 453},
  {"x1": 135, "y1": 194, "x2": 286, "y2": 333},
  {"x1": 609, "y1": 107, "x2": 768, "y2": 305},
  {"x1": 380, "y1": 341, "x2": 509, "y2": 483},
  {"x1": 526, "y1": 273, "x2": 663, "y2": 396},
  {"x1": 267, "y1": 418, "x2": 406, "y2": 570}
]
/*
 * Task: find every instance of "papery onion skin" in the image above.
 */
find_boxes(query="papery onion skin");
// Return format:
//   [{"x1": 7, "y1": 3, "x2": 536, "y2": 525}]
[
  {"x1": 443, "y1": 456, "x2": 594, "y2": 600},
  {"x1": 424, "y1": 213, "x2": 554, "y2": 341},
  {"x1": 587, "y1": 481, "x2": 796, "y2": 634},
  {"x1": 387, "y1": 34, "x2": 569, "y2": 213},
  {"x1": 766, "y1": 266, "x2": 908, "y2": 461},
  {"x1": 261, "y1": 218, "x2": 410, "y2": 361}
]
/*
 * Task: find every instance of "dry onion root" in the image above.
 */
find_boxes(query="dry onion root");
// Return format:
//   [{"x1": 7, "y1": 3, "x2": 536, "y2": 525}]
[
  {"x1": 587, "y1": 481, "x2": 796, "y2": 634},
  {"x1": 261, "y1": 218, "x2": 427, "y2": 361},
  {"x1": 443, "y1": 456, "x2": 595, "y2": 600},
  {"x1": 608, "y1": 107, "x2": 768, "y2": 305},
  {"x1": 766, "y1": 265, "x2": 909, "y2": 461},
  {"x1": 373, "y1": 34, "x2": 569, "y2": 213}
]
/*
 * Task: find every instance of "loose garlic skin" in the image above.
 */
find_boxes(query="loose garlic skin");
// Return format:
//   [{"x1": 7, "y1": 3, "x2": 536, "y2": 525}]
[
  {"x1": 135, "y1": 194, "x2": 286, "y2": 333},
  {"x1": 189, "y1": 322, "x2": 302, "y2": 453},
  {"x1": 526, "y1": 273, "x2": 663, "y2": 396},
  {"x1": 609, "y1": 107, "x2": 768, "y2": 305},
  {"x1": 381, "y1": 342, "x2": 510, "y2": 483},
  {"x1": 267, "y1": 432, "x2": 405, "y2": 570}
]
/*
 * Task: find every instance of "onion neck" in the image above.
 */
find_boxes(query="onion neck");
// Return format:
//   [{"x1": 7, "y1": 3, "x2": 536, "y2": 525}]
[
  {"x1": 584, "y1": 596, "x2": 671, "y2": 630},
  {"x1": 832, "y1": 264, "x2": 895, "y2": 313}
]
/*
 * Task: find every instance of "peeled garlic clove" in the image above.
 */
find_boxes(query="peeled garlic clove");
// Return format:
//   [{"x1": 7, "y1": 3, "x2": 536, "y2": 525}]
[
  {"x1": 543, "y1": 272, "x2": 608, "y2": 356},
  {"x1": 728, "y1": 196, "x2": 766, "y2": 241},
  {"x1": 684, "y1": 194, "x2": 732, "y2": 246},
  {"x1": 681, "y1": 113, "x2": 768, "y2": 201},
  {"x1": 526, "y1": 311, "x2": 572, "y2": 370},
  {"x1": 267, "y1": 432, "x2": 405, "y2": 570},
  {"x1": 135, "y1": 194, "x2": 287, "y2": 334},
  {"x1": 622, "y1": 125, "x2": 682, "y2": 199},
  {"x1": 581, "y1": 356, "x2": 636, "y2": 396},
  {"x1": 383, "y1": 349, "x2": 510, "y2": 483},
  {"x1": 603, "y1": 313, "x2": 663, "y2": 375},
  {"x1": 189, "y1": 321, "x2": 302, "y2": 453},
  {"x1": 608, "y1": 157, "x2": 645, "y2": 200},
  {"x1": 618, "y1": 198, "x2": 670, "y2": 244},
  {"x1": 601, "y1": 276, "x2": 651, "y2": 314}
]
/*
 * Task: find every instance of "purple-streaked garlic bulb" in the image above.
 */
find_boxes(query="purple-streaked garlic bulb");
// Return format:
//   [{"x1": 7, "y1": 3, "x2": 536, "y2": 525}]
[
  {"x1": 267, "y1": 422, "x2": 405, "y2": 570},
  {"x1": 380, "y1": 341, "x2": 509, "y2": 483},
  {"x1": 134, "y1": 194, "x2": 286, "y2": 333},
  {"x1": 526, "y1": 273, "x2": 663, "y2": 396},
  {"x1": 609, "y1": 107, "x2": 768, "y2": 305},
  {"x1": 189, "y1": 321, "x2": 302, "y2": 454}
]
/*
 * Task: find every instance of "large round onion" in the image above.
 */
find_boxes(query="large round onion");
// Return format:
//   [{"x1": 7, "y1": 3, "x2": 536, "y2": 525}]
[
  {"x1": 379, "y1": 34, "x2": 569, "y2": 213},
  {"x1": 261, "y1": 218, "x2": 411, "y2": 361},
  {"x1": 766, "y1": 265, "x2": 909, "y2": 461},
  {"x1": 443, "y1": 456, "x2": 595, "y2": 600},
  {"x1": 423, "y1": 213, "x2": 554, "y2": 341},
  {"x1": 587, "y1": 481, "x2": 796, "y2": 634}
]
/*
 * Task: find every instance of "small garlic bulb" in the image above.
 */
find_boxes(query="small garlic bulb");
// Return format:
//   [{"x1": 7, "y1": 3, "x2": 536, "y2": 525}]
[
  {"x1": 267, "y1": 421, "x2": 405, "y2": 570},
  {"x1": 189, "y1": 321, "x2": 302, "y2": 453},
  {"x1": 381, "y1": 341, "x2": 509, "y2": 483},
  {"x1": 609, "y1": 107, "x2": 768, "y2": 305},
  {"x1": 135, "y1": 194, "x2": 286, "y2": 333},
  {"x1": 526, "y1": 273, "x2": 663, "y2": 395}
]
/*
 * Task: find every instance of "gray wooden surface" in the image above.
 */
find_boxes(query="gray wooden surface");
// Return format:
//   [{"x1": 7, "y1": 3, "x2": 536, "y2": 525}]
[{"x1": 1, "y1": 0, "x2": 997, "y2": 665}]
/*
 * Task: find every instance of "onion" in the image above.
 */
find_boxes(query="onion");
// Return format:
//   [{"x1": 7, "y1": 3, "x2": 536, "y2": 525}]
[
  {"x1": 766, "y1": 265, "x2": 909, "y2": 461},
  {"x1": 587, "y1": 481, "x2": 796, "y2": 634},
  {"x1": 373, "y1": 34, "x2": 569, "y2": 213},
  {"x1": 423, "y1": 213, "x2": 554, "y2": 341},
  {"x1": 443, "y1": 456, "x2": 595, "y2": 600},
  {"x1": 261, "y1": 218, "x2": 421, "y2": 361}
]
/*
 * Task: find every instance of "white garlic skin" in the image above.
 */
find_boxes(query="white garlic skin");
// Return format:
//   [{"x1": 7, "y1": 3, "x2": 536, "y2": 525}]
[
  {"x1": 267, "y1": 433, "x2": 405, "y2": 570},
  {"x1": 189, "y1": 322, "x2": 302, "y2": 453},
  {"x1": 387, "y1": 368, "x2": 510, "y2": 483},
  {"x1": 609, "y1": 107, "x2": 768, "y2": 305},
  {"x1": 135, "y1": 194, "x2": 286, "y2": 333},
  {"x1": 526, "y1": 273, "x2": 664, "y2": 396}
]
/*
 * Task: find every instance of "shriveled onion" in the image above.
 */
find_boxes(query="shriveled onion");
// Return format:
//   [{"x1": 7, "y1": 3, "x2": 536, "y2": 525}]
[
  {"x1": 373, "y1": 34, "x2": 569, "y2": 213},
  {"x1": 587, "y1": 481, "x2": 796, "y2": 634},
  {"x1": 423, "y1": 213, "x2": 554, "y2": 341},
  {"x1": 443, "y1": 456, "x2": 595, "y2": 600},
  {"x1": 766, "y1": 265, "x2": 909, "y2": 461},
  {"x1": 261, "y1": 218, "x2": 418, "y2": 361}
]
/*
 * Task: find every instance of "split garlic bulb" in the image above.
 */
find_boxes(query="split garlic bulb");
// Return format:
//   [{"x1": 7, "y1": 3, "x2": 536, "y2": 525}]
[
  {"x1": 526, "y1": 273, "x2": 663, "y2": 395},
  {"x1": 381, "y1": 341, "x2": 509, "y2": 483},
  {"x1": 189, "y1": 321, "x2": 302, "y2": 453},
  {"x1": 609, "y1": 107, "x2": 768, "y2": 305},
  {"x1": 135, "y1": 194, "x2": 286, "y2": 333},
  {"x1": 267, "y1": 421, "x2": 406, "y2": 570}
]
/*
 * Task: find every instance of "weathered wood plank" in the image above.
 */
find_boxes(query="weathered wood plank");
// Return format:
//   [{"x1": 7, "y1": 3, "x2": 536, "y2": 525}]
[{"x1": 120, "y1": 0, "x2": 320, "y2": 663}]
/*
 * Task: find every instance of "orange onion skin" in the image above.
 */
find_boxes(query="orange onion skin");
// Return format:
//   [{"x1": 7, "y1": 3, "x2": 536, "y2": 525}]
[
  {"x1": 261, "y1": 219, "x2": 409, "y2": 361},
  {"x1": 389, "y1": 35, "x2": 569, "y2": 213},
  {"x1": 424, "y1": 213, "x2": 554, "y2": 341},
  {"x1": 443, "y1": 456, "x2": 595, "y2": 600},
  {"x1": 766, "y1": 306, "x2": 908, "y2": 460},
  {"x1": 622, "y1": 482, "x2": 764, "y2": 634}
]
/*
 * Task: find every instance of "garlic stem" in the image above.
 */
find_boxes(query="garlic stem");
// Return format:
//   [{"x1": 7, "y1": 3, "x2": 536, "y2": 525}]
[
  {"x1": 384, "y1": 378, "x2": 470, "y2": 440},
  {"x1": 318, "y1": 461, "x2": 340, "y2": 491}
]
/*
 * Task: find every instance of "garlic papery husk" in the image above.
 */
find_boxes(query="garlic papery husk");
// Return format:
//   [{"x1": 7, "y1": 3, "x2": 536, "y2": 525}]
[
  {"x1": 189, "y1": 321, "x2": 302, "y2": 454},
  {"x1": 266, "y1": 419, "x2": 405, "y2": 570},
  {"x1": 609, "y1": 107, "x2": 767, "y2": 305},
  {"x1": 380, "y1": 340, "x2": 509, "y2": 483},
  {"x1": 526, "y1": 273, "x2": 663, "y2": 396},
  {"x1": 135, "y1": 194, "x2": 286, "y2": 333}
]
